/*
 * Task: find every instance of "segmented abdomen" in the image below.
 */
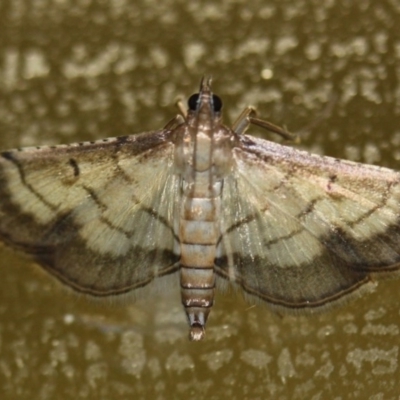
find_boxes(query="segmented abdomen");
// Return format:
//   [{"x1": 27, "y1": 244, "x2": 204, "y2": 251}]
[{"x1": 179, "y1": 176, "x2": 222, "y2": 340}]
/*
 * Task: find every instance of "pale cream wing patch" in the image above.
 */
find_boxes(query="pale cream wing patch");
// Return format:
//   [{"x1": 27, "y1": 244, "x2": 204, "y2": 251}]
[
  {"x1": 0, "y1": 131, "x2": 180, "y2": 295},
  {"x1": 216, "y1": 135, "x2": 400, "y2": 311}
]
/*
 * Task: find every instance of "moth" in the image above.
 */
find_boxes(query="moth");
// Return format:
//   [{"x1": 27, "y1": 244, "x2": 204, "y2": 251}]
[{"x1": 1, "y1": 77, "x2": 400, "y2": 341}]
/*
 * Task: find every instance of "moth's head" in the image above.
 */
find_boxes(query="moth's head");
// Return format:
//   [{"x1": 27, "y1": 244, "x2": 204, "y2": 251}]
[{"x1": 186, "y1": 77, "x2": 223, "y2": 126}]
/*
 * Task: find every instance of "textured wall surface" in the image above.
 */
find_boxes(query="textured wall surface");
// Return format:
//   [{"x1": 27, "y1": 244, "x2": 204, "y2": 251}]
[{"x1": 0, "y1": 1, "x2": 400, "y2": 399}]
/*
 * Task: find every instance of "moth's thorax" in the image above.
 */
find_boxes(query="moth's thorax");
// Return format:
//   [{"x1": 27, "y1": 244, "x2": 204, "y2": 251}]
[{"x1": 174, "y1": 123, "x2": 234, "y2": 194}]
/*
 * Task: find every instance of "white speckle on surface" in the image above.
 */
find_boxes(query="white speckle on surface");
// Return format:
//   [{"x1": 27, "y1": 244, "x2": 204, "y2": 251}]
[
  {"x1": 165, "y1": 351, "x2": 195, "y2": 374},
  {"x1": 305, "y1": 42, "x2": 322, "y2": 60},
  {"x1": 240, "y1": 349, "x2": 272, "y2": 369},
  {"x1": 363, "y1": 142, "x2": 381, "y2": 164},
  {"x1": 317, "y1": 325, "x2": 335, "y2": 339},
  {"x1": 259, "y1": 5, "x2": 276, "y2": 19},
  {"x1": 2, "y1": 48, "x2": 19, "y2": 89},
  {"x1": 235, "y1": 38, "x2": 270, "y2": 58},
  {"x1": 149, "y1": 46, "x2": 169, "y2": 69},
  {"x1": 84, "y1": 340, "x2": 102, "y2": 361},
  {"x1": 261, "y1": 68, "x2": 273, "y2": 80},
  {"x1": 346, "y1": 347, "x2": 398, "y2": 375},
  {"x1": 153, "y1": 301, "x2": 187, "y2": 344},
  {"x1": 361, "y1": 323, "x2": 399, "y2": 336},
  {"x1": 147, "y1": 357, "x2": 162, "y2": 379},
  {"x1": 364, "y1": 307, "x2": 386, "y2": 321},
  {"x1": 214, "y1": 44, "x2": 233, "y2": 64},
  {"x1": 61, "y1": 363, "x2": 75, "y2": 379},
  {"x1": 176, "y1": 377, "x2": 214, "y2": 395},
  {"x1": 206, "y1": 323, "x2": 238, "y2": 341},
  {"x1": 369, "y1": 393, "x2": 386, "y2": 400},
  {"x1": 118, "y1": 331, "x2": 146, "y2": 378},
  {"x1": 282, "y1": 77, "x2": 305, "y2": 95},
  {"x1": 339, "y1": 363, "x2": 348, "y2": 377},
  {"x1": 63, "y1": 43, "x2": 138, "y2": 78},
  {"x1": 237, "y1": 86, "x2": 283, "y2": 116},
  {"x1": 296, "y1": 349, "x2": 316, "y2": 367},
  {"x1": 49, "y1": 339, "x2": 68, "y2": 366},
  {"x1": 361, "y1": 80, "x2": 382, "y2": 104},
  {"x1": 282, "y1": 2, "x2": 306, "y2": 20},
  {"x1": 292, "y1": 379, "x2": 316, "y2": 398},
  {"x1": 183, "y1": 42, "x2": 206, "y2": 69},
  {"x1": 277, "y1": 348, "x2": 296, "y2": 382},
  {"x1": 200, "y1": 349, "x2": 233, "y2": 372},
  {"x1": 390, "y1": 130, "x2": 400, "y2": 148},
  {"x1": 86, "y1": 362, "x2": 108, "y2": 389},
  {"x1": 331, "y1": 41, "x2": 349, "y2": 58},
  {"x1": 351, "y1": 37, "x2": 369, "y2": 56},
  {"x1": 314, "y1": 359, "x2": 334, "y2": 379},
  {"x1": 23, "y1": 49, "x2": 49, "y2": 79},
  {"x1": 266, "y1": 324, "x2": 281, "y2": 345},
  {"x1": 63, "y1": 313, "x2": 75, "y2": 325},
  {"x1": 114, "y1": 46, "x2": 138, "y2": 75},
  {"x1": 341, "y1": 74, "x2": 358, "y2": 103},
  {"x1": 154, "y1": 380, "x2": 166, "y2": 393},
  {"x1": 187, "y1": 3, "x2": 225, "y2": 21},
  {"x1": 344, "y1": 144, "x2": 361, "y2": 161},
  {"x1": 373, "y1": 31, "x2": 388, "y2": 54},
  {"x1": 342, "y1": 322, "x2": 358, "y2": 334},
  {"x1": 274, "y1": 36, "x2": 299, "y2": 55}
]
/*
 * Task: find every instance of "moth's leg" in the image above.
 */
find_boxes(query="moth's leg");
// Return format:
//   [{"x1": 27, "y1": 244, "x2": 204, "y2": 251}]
[
  {"x1": 163, "y1": 114, "x2": 185, "y2": 130},
  {"x1": 176, "y1": 99, "x2": 187, "y2": 119},
  {"x1": 231, "y1": 107, "x2": 256, "y2": 135},
  {"x1": 232, "y1": 106, "x2": 299, "y2": 142},
  {"x1": 162, "y1": 98, "x2": 188, "y2": 130}
]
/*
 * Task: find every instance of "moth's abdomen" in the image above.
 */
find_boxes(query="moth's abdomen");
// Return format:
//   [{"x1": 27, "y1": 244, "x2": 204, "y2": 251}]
[{"x1": 179, "y1": 183, "x2": 221, "y2": 341}]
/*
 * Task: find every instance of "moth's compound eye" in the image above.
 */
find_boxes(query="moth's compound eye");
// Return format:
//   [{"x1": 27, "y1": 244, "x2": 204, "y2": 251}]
[
  {"x1": 188, "y1": 93, "x2": 200, "y2": 111},
  {"x1": 212, "y1": 95, "x2": 223, "y2": 112}
]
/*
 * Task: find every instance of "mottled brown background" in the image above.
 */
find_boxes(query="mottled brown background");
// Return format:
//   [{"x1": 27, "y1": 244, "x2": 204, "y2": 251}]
[{"x1": 1, "y1": 0, "x2": 400, "y2": 399}]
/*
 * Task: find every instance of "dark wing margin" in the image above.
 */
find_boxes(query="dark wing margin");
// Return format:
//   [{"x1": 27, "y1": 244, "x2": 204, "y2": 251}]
[
  {"x1": 0, "y1": 130, "x2": 181, "y2": 296},
  {"x1": 216, "y1": 134, "x2": 400, "y2": 313}
]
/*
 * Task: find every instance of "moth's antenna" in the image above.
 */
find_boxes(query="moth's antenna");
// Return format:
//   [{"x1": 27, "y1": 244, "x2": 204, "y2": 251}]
[
  {"x1": 199, "y1": 76, "x2": 205, "y2": 91},
  {"x1": 199, "y1": 76, "x2": 213, "y2": 91}
]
